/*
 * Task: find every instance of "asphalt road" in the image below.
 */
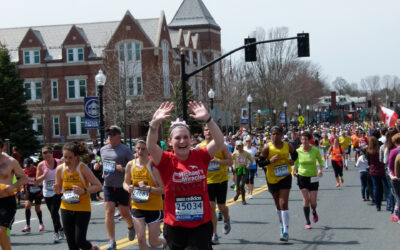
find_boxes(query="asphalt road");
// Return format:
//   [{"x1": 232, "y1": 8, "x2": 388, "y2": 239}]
[{"x1": 9, "y1": 159, "x2": 400, "y2": 250}]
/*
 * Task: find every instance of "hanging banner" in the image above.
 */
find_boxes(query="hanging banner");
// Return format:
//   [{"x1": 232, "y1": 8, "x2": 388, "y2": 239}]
[
  {"x1": 280, "y1": 111, "x2": 286, "y2": 124},
  {"x1": 241, "y1": 108, "x2": 249, "y2": 124},
  {"x1": 84, "y1": 97, "x2": 99, "y2": 129}
]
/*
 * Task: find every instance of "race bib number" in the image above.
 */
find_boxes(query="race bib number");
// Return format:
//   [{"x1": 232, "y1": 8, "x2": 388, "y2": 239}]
[
  {"x1": 274, "y1": 165, "x2": 289, "y2": 177},
  {"x1": 29, "y1": 186, "x2": 41, "y2": 194},
  {"x1": 238, "y1": 156, "x2": 246, "y2": 165},
  {"x1": 62, "y1": 190, "x2": 80, "y2": 204},
  {"x1": 208, "y1": 162, "x2": 220, "y2": 172},
  {"x1": 175, "y1": 195, "x2": 204, "y2": 221},
  {"x1": 27, "y1": 177, "x2": 35, "y2": 185},
  {"x1": 45, "y1": 180, "x2": 55, "y2": 191},
  {"x1": 310, "y1": 176, "x2": 319, "y2": 183},
  {"x1": 103, "y1": 160, "x2": 116, "y2": 174},
  {"x1": 132, "y1": 187, "x2": 149, "y2": 203}
]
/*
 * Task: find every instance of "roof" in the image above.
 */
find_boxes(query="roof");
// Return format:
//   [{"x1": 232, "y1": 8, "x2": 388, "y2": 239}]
[
  {"x1": 0, "y1": 21, "x2": 119, "y2": 62},
  {"x1": 137, "y1": 18, "x2": 160, "y2": 46},
  {"x1": 169, "y1": 0, "x2": 219, "y2": 28}
]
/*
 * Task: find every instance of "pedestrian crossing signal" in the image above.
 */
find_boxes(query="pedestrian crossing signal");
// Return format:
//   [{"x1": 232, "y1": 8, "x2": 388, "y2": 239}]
[
  {"x1": 297, "y1": 33, "x2": 310, "y2": 57},
  {"x1": 244, "y1": 38, "x2": 257, "y2": 62}
]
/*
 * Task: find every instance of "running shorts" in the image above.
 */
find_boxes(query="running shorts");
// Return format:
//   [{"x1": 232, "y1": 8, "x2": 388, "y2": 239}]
[
  {"x1": 207, "y1": 181, "x2": 228, "y2": 204},
  {"x1": 132, "y1": 209, "x2": 163, "y2": 224},
  {"x1": 0, "y1": 196, "x2": 16, "y2": 229},
  {"x1": 297, "y1": 175, "x2": 319, "y2": 191},
  {"x1": 104, "y1": 186, "x2": 130, "y2": 206},
  {"x1": 267, "y1": 175, "x2": 292, "y2": 194},
  {"x1": 163, "y1": 221, "x2": 212, "y2": 250}
]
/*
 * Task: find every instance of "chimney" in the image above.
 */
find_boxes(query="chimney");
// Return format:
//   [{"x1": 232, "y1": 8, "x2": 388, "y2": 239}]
[{"x1": 331, "y1": 92, "x2": 336, "y2": 110}]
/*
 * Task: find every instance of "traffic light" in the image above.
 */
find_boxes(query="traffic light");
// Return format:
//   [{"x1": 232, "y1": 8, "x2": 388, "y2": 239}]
[
  {"x1": 244, "y1": 38, "x2": 257, "y2": 62},
  {"x1": 297, "y1": 33, "x2": 310, "y2": 57},
  {"x1": 368, "y1": 100, "x2": 372, "y2": 107}
]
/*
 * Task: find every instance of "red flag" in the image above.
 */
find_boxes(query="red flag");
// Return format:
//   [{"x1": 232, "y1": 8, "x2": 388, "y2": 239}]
[{"x1": 380, "y1": 105, "x2": 398, "y2": 127}]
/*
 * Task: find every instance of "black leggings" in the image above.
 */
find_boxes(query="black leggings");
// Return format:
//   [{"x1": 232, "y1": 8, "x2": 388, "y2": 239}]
[
  {"x1": 331, "y1": 160, "x2": 343, "y2": 178},
  {"x1": 236, "y1": 174, "x2": 248, "y2": 200},
  {"x1": 44, "y1": 194, "x2": 62, "y2": 233},
  {"x1": 61, "y1": 209, "x2": 92, "y2": 250}
]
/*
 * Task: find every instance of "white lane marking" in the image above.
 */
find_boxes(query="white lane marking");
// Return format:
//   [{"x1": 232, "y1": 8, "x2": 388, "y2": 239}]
[{"x1": 14, "y1": 218, "x2": 37, "y2": 224}]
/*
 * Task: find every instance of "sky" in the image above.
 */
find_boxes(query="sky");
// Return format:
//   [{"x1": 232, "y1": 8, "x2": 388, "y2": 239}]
[{"x1": 1, "y1": 0, "x2": 399, "y2": 85}]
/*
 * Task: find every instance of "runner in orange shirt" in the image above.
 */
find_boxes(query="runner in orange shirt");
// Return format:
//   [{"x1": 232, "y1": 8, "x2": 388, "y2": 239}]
[{"x1": 351, "y1": 130, "x2": 361, "y2": 162}]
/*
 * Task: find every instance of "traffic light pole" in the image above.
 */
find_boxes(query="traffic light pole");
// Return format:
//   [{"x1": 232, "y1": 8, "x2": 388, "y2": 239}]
[{"x1": 180, "y1": 34, "x2": 308, "y2": 121}]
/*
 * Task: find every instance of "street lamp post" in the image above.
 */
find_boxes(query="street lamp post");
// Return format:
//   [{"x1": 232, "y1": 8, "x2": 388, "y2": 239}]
[
  {"x1": 208, "y1": 88, "x2": 215, "y2": 111},
  {"x1": 126, "y1": 99, "x2": 133, "y2": 151},
  {"x1": 306, "y1": 105, "x2": 310, "y2": 125},
  {"x1": 319, "y1": 108, "x2": 322, "y2": 123},
  {"x1": 95, "y1": 70, "x2": 106, "y2": 147},
  {"x1": 298, "y1": 104, "x2": 302, "y2": 117},
  {"x1": 273, "y1": 109, "x2": 276, "y2": 125},
  {"x1": 247, "y1": 95, "x2": 253, "y2": 132},
  {"x1": 283, "y1": 101, "x2": 288, "y2": 127},
  {"x1": 257, "y1": 109, "x2": 261, "y2": 129}
]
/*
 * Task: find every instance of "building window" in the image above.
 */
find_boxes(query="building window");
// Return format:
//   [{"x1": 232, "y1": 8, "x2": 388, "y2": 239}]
[
  {"x1": 68, "y1": 116, "x2": 87, "y2": 135},
  {"x1": 119, "y1": 44, "x2": 124, "y2": 61},
  {"x1": 51, "y1": 80, "x2": 58, "y2": 100},
  {"x1": 127, "y1": 43, "x2": 133, "y2": 61},
  {"x1": 23, "y1": 50, "x2": 40, "y2": 65},
  {"x1": 198, "y1": 80, "x2": 202, "y2": 98},
  {"x1": 161, "y1": 40, "x2": 170, "y2": 97},
  {"x1": 135, "y1": 43, "x2": 141, "y2": 61},
  {"x1": 190, "y1": 79, "x2": 196, "y2": 96},
  {"x1": 32, "y1": 117, "x2": 43, "y2": 136},
  {"x1": 126, "y1": 77, "x2": 143, "y2": 96},
  {"x1": 67, "y1": 48, "x2": 84, "y2": 62},
  {"x1": 53, "y1": 117, "x2": 60, "y2": 136},
  {"x1": 24, "y1": 82, "x2": 42, "y2": 101},
  {"x1": 197, "y1": 52, "x2": 201, "y2": 66},
  {"x1": 67, "y1": 79, "x2": 86, "y2": 99},
  {"x1": 189, "y1": 51, "x2": 193, "y2": 65}
]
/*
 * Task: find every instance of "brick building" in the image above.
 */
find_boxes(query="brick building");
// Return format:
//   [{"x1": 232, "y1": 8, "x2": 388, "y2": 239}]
[{"x1": 0, "y1": 0, "x2": 222, "y2": 144}]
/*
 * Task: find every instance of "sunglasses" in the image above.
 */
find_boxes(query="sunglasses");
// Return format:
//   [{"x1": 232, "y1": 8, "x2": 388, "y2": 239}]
[{"x1": 107, "y1": 132, "x2": 118, "y2": 137}]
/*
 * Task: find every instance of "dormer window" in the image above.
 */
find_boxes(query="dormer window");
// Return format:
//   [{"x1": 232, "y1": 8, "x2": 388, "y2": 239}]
[
  {"x1": 23, "y1": 50, "x2": 40, "y2": 64},
  {"x1": 67, "y1": 48, "x2": 84, "y2": 62}
]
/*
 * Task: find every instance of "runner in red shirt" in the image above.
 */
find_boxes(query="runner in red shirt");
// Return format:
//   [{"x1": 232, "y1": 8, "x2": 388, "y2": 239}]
[
  {"x1": 21, "y1": 158, "x2": 45, "y2": 232},
  {"x1": 146, "y1": 101, "x2": 224, "y2": 250}
]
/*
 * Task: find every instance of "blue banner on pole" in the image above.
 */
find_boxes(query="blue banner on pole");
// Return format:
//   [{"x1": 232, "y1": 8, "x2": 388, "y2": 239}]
[
  {"x1": 280, "y1": 111, "x2": 285, "y2": 124},
  {"x1": 84, "y1": 97, "x2": 99, "y2": 129}
]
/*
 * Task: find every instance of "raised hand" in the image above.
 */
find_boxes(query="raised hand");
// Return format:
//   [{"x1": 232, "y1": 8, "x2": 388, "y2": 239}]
[
  {"x1": 152, "y1": 102, "x2": 174, "y2": 123},
  {"x1": 188, "y1": 101, "x2": 209, "y2": 121}
]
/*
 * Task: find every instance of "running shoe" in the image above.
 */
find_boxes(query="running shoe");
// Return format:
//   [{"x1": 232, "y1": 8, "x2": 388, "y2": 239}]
[
  {"x1": 304, "y1": 225, "x2": 312, "y2": 230},
  {"x1": 106, "y1": 241, "x2": 117, "y2": 250},
  {"x1": 280, "y1": 232, "x2": 289, "y2": 242},
  {"x1": 22, "y1": 225, "x2": 31, "y2": 232},
  {"x1": 58, "y1": 229, "x2": 64, "y2": 240},
  {"x1": 249, "y1": 194, "x2": 253, "y2": 199},
  {"x1": 128, "y1": 226, "x2": 136, "y2": 241},
  {"x1": 39, "y1": 224, "x2": 45, "y2": 232},
  {"x1": 242, "y1": 200, "x2": 247, "y2": 205},
  {"x1": 390, "y1": 215, "x2": 399, "y2": 222},
  {"x1": 211, "y1": 234, "x2": 219, "y2": 245},
  {"x1": 234, "y1": 185, "x2": 237, "y2": 191},
  {"x1": 336, "y1": 183, "x2": 340, "y2": 188},
  {"x1": 233, "y1": 194, "x2": 239, "y2": 201},
  {"x1": 223, "y1": 218, "x2": 231, "y2": 234},
  {"x1": 312, "y1": 212, "x2": 319, "y2": 223},
  {"x1": 114, "y1": 211, "x2": 120, "y2": 217},
  {"x1": 53, "y1": 232, "x2": 59, "y2": 243},
  {"x1": 341, "y1": 177, "x2": 344, "y2": 184},
  {"x1": 230, "y1": 184, "x2": 235, "y2": 189},
  {"x1": 217, "y1": 211, "x2": 223, "y2": 221},
  {"x1": 118, "y1": 216, "x2": 123, "y2": 221}
]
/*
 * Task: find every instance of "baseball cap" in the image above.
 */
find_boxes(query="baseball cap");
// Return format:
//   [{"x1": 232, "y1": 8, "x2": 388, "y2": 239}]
[
  {"x1": 235, "y1": 140, "x2": 243, "y2": 146},
  {"x1": 106, "y1": 125, "x2": 121, "y2": 135}
]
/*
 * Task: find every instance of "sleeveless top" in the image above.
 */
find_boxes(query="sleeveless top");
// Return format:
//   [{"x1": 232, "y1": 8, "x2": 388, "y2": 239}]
[
  {"x1": 199, "y1": 140, "x2": 229, "y2": 184},
  {"x1": 42, "y1": 159, "x2": 60, "y2": 198},
  {"x1": 266, "y1": 141, "x2": 291, "y2": 184},
  {"x1": 129, "y1": 159, "x2": 163, "y2": 211},
  {"x1": 60, "y1": 162, "x2": 90, "y2": 212}
]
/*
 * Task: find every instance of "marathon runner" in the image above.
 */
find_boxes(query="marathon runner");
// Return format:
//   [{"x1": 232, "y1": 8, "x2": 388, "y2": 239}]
[{"x1": 147, "y1": 101, "x2": 224, "y2": 249}]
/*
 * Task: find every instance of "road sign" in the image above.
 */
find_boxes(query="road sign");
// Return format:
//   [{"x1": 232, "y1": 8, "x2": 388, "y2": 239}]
[
  {"x1": 84, "y1": 97, "x2": 99, "y2": 129},
  {"x1": 298, "y1": 115, "x2": 305, "y2": 126}
]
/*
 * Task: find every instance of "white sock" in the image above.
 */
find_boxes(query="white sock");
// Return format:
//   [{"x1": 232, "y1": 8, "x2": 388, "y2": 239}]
[
  {"x1": 345, "y1": 159, "x2": 348, "y2": 166},
  {"x1": 276, "y1": 209, "x2": 282, "y2": 225},
  {"x1": 281, "y1": 210, "x2": 290, "y2": 234},
  {"x1": 325, "y1": 161, "x2": 328, "y2": 168}
]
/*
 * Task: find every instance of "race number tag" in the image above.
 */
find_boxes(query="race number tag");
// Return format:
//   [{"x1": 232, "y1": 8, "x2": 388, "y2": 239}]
[
  {"x1": 208, "y1": 162, "x2": 220, "y2": 172},
  {"x1": 27, "y1": 177, "x2": 35, "y2": 185},
  {"x1": 62, "y1": 190, "x2": 80, "y2": 204},
  {"x1": 29, "y1": 186, "x2": 41, "y2": 194},
  {"x1": 175, "y1": 195, "x2": 204, "y2": 221},
  {"x1": 132, "y1": 187, "x2": 149, "y2": 203},
  {"x1": 274, "y1": 165, "x2": 289, "y2": 177},
  {"x1": 310, "y1": 176, "x2": 319, "y2": 183},
  {"x1": 103, "y1": 160, "x2": 116, "y2": 174},
  {"x1": 45, "y1": 180, "x2": 55, "y2": 191}
]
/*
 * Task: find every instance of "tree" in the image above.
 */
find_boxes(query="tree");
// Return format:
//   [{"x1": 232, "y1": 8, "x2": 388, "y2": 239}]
[{"x1": 0, "y1": 47, "x2": 39, "y2": 157}]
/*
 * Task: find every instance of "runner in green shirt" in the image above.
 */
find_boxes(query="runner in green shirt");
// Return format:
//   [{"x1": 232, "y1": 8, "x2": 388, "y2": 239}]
[
  {"x1": 232, "y1": 141, "x2": 253, "y2": 205},
  {"x1": 292, "y1": 131, "x2": 324, "y2": 229}
]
